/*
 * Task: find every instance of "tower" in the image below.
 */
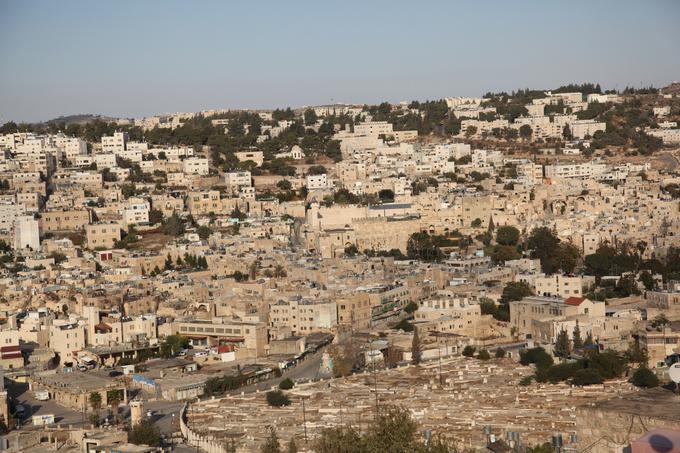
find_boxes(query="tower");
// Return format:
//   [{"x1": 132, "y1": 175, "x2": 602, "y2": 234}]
[{"x1": 130, "y1": 400, "x2": 144, "y2": 427}]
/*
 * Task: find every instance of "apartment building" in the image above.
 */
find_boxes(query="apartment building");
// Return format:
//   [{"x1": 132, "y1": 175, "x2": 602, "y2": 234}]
[
  {"x1": 269, "y1": 298, "x2": 338, "y2": 338},
  {"x1": 187, "y1": 190, "x2": 221, "y2": 215},
  {"x1": 182, "y1": 157, "x2": 209, "y2": 175},
  {"x1": 39, "y1": 208, "x2": 90, "y2": 232},
  {"x1": 509, "y1": 296, "x2": 605, "y2": 336},
  {"x1": 533, "y1": 275, "x2": 584, "y2": 298},
  {"x1": 86, "y1": 222, "x2": 121, "y2": 249}
]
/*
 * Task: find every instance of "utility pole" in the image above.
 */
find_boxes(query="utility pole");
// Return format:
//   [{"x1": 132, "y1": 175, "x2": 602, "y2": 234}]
[
  {"x1": 301, "y1": 397, "x2": 308, "y2": 445},
  {"x1": 437, "y1": 332, "x2": 443, "y2": 386}
]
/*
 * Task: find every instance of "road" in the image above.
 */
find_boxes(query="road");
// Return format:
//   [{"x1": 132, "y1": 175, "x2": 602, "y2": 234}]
[
  {"x1": 657, "y1": 150, "x2": 680, "y2": 171},
  {"x1": 226, "y1": 348, "x2": 328, "y2": 395},
  {"x1": 5, "y1": 350, "x2": 325, "y2": 434},
  {"x1": 6, "y1": 380, "x2": 84, "y2": 427}
]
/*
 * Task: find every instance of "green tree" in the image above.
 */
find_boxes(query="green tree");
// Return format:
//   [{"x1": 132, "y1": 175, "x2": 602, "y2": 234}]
[
  {"x1": 528, "y1": 227, "x2": 562, "y2": 274},
  {"x1": 162, "y1": 213, "x2": 185, "y2": 236},
  {"x1": 462, "y1": 345, "x2": 476, "y2": 357},
  {"x1": 303, "y1": 108, "x2": 318, "y2": 126},
  {"x1": 279, "y1": 378, "x2": 294, "y2": 390},
  {"x1": 500, "y1": 281, "x2": 533, "y2": 305},
  {"x1": 197, "y1": 225, "x2": 212, "y2": 240},
  {"x1": 465, "y1": 125, "x2": 477, "y2": 137},
  {"x1": 555, "y1": 328, "x2": 571, "y2": 358},
  {"x1": 495, "y1": 347, "x2": 506, "y2": 358},
  {"x1": 471, "y1": 218, "x2": 482, "y2": 228},
  {"x1": 261, "y1": 427, "x2": 282, "y2": 453},
  {"x1": 89, "y1": 391, "x2": 102, "y2": 412},
  {"x1": 519, "y1": 124, "x2": 533, "y2": 140},
  {"x1": 266, "y1": 390, "x2": 291, "y2": 407},
  {"x1": 403, "y1": 301, "x2": 418, "y2": 314},
  {"x1": 129, "y1": 419, "x2": 161, "y2": 446},
  {"x1": 276, "y1": 179, "x2": 292, "y2": 191},
  {"x1": 572, "y1": 323, "x2": 583, "y2": 350},
  {"x1": 160, "y1": 334, "x2": 190, "y2": 358},
  {"x1": 148, "y1": 209, "x2": 164, "y2": 225},
  {"x1": 496, "y1": 225, "x2": 520, "y2": 246},
  {"x1": 477, "y1": 349, "x2": 491, "y2": 360},
  {"x1": 411, "y1": 329, "x2": 422, "y2": 365},
  {"x1": 314, "y1": 426, "x2": 363, "y2": 453},
  {"x1": 631, "y1": 367, "x2": 659, "y2": 388}
]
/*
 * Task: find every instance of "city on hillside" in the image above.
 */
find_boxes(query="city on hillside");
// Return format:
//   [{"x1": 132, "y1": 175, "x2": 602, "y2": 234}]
[{"x1": 1, "y1": 2, "x2": 680, "y2": 453}]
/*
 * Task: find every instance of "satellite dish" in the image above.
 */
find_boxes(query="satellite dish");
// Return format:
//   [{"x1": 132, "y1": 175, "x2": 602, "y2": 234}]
[{"x1": 668, "y1": 363, "x2": 680, "y2": 383}]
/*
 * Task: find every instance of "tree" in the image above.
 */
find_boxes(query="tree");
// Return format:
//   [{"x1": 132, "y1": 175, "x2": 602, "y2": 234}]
[
  {"x1": 555, "y1": 328, "x2": 571, "y2": 358},
  {"x1": 631, "y1": 367, "x2": 659, "y2": 388},
  {"x1": 403, "y1": 301, "x2": 418, "y2": 314},
  {"x1": 266, "y1": 390, "x2": 291, "y2": 407},
  {"x1": 571, "y1": 369, "x2": 603, "y2": 386},
  {"x1": 197, "y1": 225, "x2": 212, "y2": 240},
  {"x1": 160, "y1": 334, "x2": 190, "y2": 358},
  {"x1": 286, "y1": 438, "x2": 298, "y2": 453},
  {"x1": 520, "y1": 347, "x2": 554, "y2": 369},
  {"x1": 89, "y1": 392, "x2": 102, "y2": 412},
  {"x1": 411, "y1": 329, "x2": 422, "y2": 365},
  {"x1": 471, "y1": 218, "x2": 482, "y2": 228},
  {"x1": 519, "y1": 124, "x2": 533, "y2": 140},
  {"x1": 465, "y1": 125, "x2": 477, "y2": 137},
  {"x1": 279, "y1": 378, "x2": 294, "y2": 390},
  {"x1": 344, "y1": 244, "x2": 358, "y2": 257},
  {"x1": 495, "y1": 347, "x2": 506, "y2": 358},
  {"x1": 559, "y1": 242, "x2": 582, "y2": 274},
  {"x1": 462, "y1": 345, "x2": 476, "y2": 357},
  {"x1": 500, "y1": 281, "x2": 533, "y2": 305},
  {"x1": 496, "y1": 225, "x2": 520, "y2": 246},
  {"x1": 162, "y1": 213, "x2": 185, "y2": 236},
  {"x1": 477, "y1": 349, "x2": 491, "y2": 360},
  {"x1": 261, "y1": 427, "x2": 282, "y2": 453},
  {"x1": 572, "y1": 323, "x2": 583, "y2": 350},
  {"x1": 148, "y1": 209, "x2": 164, "y2": 225},
  {"x1": 129, "y1": 419, "x2": 161, "y2": 446},
  {"x1": 276, "y1": 179, "x2": 292, "y2": 191},
  {"x1": 303, "y1": 108, "x2": 318, "y2": 126},
  {"x1": 528, "y1": 227, "x2": 562, "y2": 274}
]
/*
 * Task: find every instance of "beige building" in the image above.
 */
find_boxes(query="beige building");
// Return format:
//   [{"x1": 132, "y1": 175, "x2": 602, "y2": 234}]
[
  {"x1": 39, "y1": 208, "x2": 90, "y2": 232},
  {"x1": 86, "y1": 222, "x2": 121, "y2": 249},
  {"x1": 163, "y1": 318, "x2": 268, "y2": 358},
  {"x1": 509, "y1": 296, "x2": 605, "y2": 336},
  {"x1": 269, "y1": 298, "x2": 338, "y2": 338}
]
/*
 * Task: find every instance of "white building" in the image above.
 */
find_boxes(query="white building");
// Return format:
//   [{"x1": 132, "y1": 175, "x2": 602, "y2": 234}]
[
  {"x1": 13, "y1": 215, "x2": 39, "y2": 251},
  {"x1": 182, "y1": 157, "x2": 209, "y2": 175},
  {"x1": 306, "y1": 174, "x2": 328, "y2": 190}
]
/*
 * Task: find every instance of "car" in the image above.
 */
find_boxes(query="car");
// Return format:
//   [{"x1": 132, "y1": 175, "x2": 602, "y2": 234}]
[
  {"x1": 146, "y1": 410, "x2": 155, "y2": 417},
  {"x1": 108, "y1": 370, "x2": 123, "y2": 377},
  {"x1": 77, "y1": 365, "x2": 88, "y2": 372}
]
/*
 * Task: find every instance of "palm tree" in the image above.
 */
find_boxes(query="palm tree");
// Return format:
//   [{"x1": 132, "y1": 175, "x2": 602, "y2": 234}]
[{"x1": 274, "y1": 264, "x2": 286, "y2": 279}]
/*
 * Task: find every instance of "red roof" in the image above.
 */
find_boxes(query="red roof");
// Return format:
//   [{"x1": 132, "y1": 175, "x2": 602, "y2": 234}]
[{"x1": 565, "y1": 297, "x2": 585, "y2": 306}]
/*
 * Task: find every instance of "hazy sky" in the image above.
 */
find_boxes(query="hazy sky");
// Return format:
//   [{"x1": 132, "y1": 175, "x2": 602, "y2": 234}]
[{"x1": 1, "y1": 0, "x2": 679, "y2": 123}]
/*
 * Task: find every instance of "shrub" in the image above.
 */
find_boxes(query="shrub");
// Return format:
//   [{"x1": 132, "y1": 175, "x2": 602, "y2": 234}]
[
  {"x1": 477, "y1": 349, "x2": 491, "y2": 361},
  {"x1": 546, "y1": 362, "x2": 581, "y2": 383},
  {"x1": 519, "y1": 376, "x2": 533, "y2": 386},
  {"x1": 495, "y1": 348, "x2": 506, "y2": 358},
  {"x1": 279, "y1": 378, "x2": 294, "y2": 390},
  {"x1": 631, "y1": 367, "x2": 659, "y2": 388},
  {"x1": 519, "y1": 347, "x2": 554, "y2": 369},
  {"x1": 266, "y1": 390, "x2": 291, "y2": 407},
  {"x1": 571, "y1": 369, "x2": 603, "y2": 386},
  {"x1": 588, "y1": 350, "x2": 626, "y2": 379},
  {"x1": 462, "y1": 345, "x2": 476, "y2": 357}
]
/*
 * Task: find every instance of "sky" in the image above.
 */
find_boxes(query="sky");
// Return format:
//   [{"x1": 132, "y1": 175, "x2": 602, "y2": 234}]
[{"x1": 1, "y1": 0, "x2": 679, "y2": 123}]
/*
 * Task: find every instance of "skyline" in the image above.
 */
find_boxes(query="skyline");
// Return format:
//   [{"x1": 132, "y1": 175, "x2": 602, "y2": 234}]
[{"x1": 1, "y1": 0, "x2": 679, "y2": 123}]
